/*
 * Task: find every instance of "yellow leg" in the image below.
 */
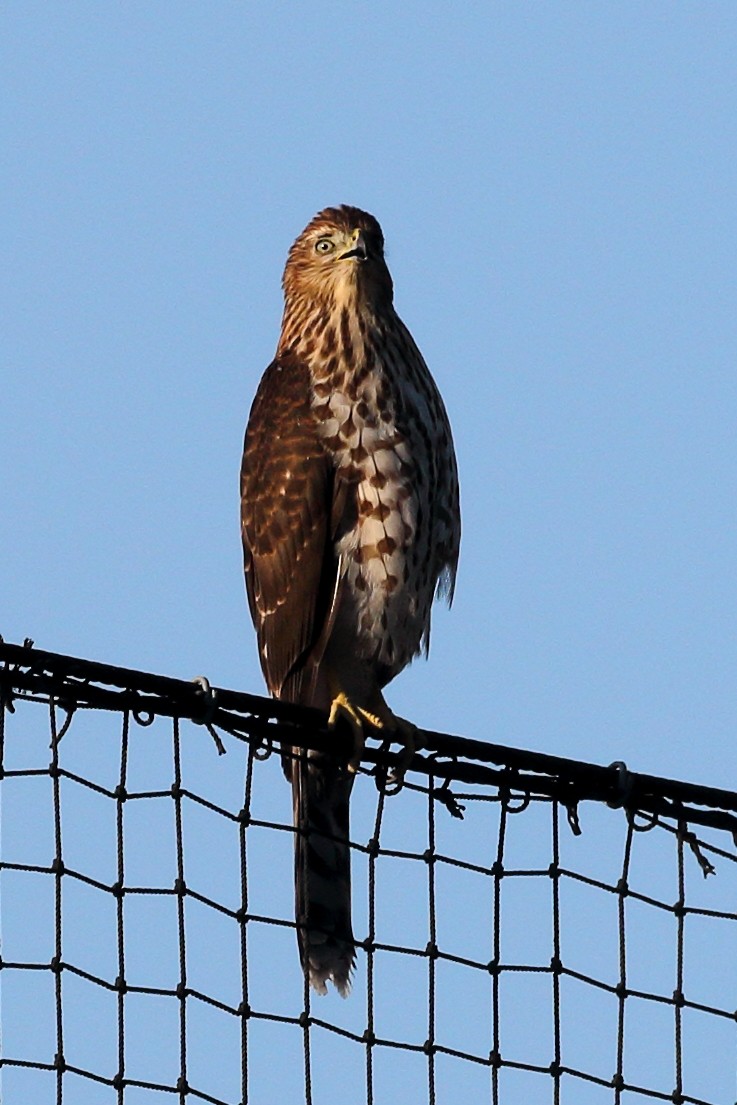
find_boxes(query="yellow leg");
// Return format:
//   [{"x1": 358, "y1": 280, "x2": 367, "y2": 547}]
[
  {"x1": 327, "y1": 687, "x2": 422, "y2": 781},
  {"x1": 327, "y1": 691, "x2": 368, "y2": 774}
]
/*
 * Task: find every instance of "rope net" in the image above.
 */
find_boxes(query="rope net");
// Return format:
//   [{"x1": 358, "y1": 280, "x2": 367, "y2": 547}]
[{"x1": 1, "y1": 640, "x2": 736, "y2": 1104}]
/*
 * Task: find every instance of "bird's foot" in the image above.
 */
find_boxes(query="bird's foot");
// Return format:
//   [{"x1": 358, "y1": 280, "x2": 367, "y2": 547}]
[
  {"x1": 368, "y1": 704, "x2": 421, "y2": 786},
  {"x1": 327, "y1": 692, "x2": 369, "y2": 774},
  {"x1": 327, "y1": 692, "x2": 421, "y2": 783}
]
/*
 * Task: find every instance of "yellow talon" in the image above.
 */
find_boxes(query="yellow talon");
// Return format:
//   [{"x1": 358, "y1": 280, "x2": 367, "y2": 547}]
[
  {"x1": 327, "y1": 689, "x2": 421, "y2": 782},
  {"x1": 353, "y1": 697, "x2": 421, "y2": 783},
  {"x1": 388, "y1": 716, "x2": 421, "y2": 784},
  {"x1": 327, "y1": 692, "x2": 367, "y2": 774}
]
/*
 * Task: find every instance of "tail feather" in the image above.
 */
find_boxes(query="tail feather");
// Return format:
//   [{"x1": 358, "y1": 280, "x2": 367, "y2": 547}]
[{"x1": 292, "y1": 746, "x2": 356, "y2": 996}]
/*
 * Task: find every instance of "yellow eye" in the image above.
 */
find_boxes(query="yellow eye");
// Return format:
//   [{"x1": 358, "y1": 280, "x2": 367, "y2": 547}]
[{"x1": 315, "y1": 238, "x2": 334, "y2": 254}]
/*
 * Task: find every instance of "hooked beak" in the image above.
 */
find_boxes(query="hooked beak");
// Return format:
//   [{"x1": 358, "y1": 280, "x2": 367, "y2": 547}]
[{"x1": 340, "y1": 230, "x2": 369, "y2": 262}]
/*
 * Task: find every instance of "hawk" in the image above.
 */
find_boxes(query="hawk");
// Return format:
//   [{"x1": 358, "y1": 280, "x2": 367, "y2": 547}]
[{"x1": 240, "y1": 206, "x2": 460, "y2": 996}]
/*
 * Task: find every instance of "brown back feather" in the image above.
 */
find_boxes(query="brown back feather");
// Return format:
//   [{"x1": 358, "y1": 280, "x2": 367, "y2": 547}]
[{"x1": 240, "y1": 352, "x2": 342, "y2": 705}]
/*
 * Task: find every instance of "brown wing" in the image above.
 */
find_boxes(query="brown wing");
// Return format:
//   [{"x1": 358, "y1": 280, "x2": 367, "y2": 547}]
[{"x1": 240, "y1": 352, "x2": 343, "y2": 705}]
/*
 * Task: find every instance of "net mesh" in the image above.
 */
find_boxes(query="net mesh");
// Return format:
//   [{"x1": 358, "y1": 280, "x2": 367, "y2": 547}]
[{"x1": 1, "y1": 640, "x2": 736, "y2": 1104}]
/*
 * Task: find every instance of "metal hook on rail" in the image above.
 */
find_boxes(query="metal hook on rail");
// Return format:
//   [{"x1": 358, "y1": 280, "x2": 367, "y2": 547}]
[
  {"x1": 191, "y1": 676, "x2": 226, "y2": 756},
  {"x1": 426, "y1": 753, "x2": 465, "y2": 819},
  {"x1": 607, "y1": 761, "x2": 634, "y2": 810}
]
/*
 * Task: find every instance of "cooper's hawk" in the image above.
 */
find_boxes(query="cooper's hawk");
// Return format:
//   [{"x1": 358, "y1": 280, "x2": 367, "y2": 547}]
[{"x1": 240, "y1": 206, "x2": 460, "y2": 996}]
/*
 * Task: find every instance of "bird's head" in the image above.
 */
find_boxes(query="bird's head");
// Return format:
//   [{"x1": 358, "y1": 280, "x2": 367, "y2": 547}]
[{"x1": 282, "y1": 205, "x2": 393, "y2": 310}]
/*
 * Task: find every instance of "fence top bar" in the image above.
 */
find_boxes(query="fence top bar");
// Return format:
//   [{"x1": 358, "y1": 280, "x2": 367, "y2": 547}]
[{"x1": 1, "y1": 637, "x2": 736, "y2": 827}]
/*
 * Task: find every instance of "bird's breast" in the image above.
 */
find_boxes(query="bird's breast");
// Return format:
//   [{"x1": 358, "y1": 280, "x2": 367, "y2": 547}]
[{"x1": 310, "y1": 344, "x2": 437, "y2": 675}]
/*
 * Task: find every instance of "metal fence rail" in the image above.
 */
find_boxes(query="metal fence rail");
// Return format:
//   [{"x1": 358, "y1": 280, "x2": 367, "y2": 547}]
[{"x1": 1, "y1": 638, "x2": 736, "y2": 1104}]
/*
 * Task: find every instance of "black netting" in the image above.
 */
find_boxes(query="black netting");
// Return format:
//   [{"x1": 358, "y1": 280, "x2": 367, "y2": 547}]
[{"x1": 1, "y1": 640, "x2": 736, "y2": 1104}]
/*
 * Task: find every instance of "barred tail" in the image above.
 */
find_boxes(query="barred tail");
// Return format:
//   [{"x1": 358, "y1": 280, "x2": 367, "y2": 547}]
[{"x1": 292, "y1": 748, "x2": 356, "y2": 996}]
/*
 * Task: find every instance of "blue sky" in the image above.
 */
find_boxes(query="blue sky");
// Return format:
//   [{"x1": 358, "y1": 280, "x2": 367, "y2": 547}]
[
  {"x1": 4, "y1": 3, "x2": 737, "y2": 784},
  {"x1": 2, "y1": 4, "x2": 737, "y2": 1102}
]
